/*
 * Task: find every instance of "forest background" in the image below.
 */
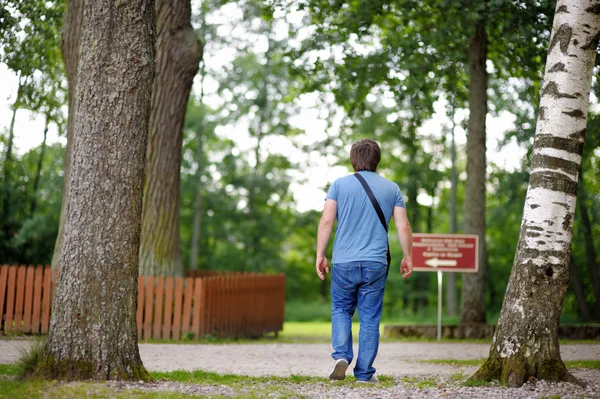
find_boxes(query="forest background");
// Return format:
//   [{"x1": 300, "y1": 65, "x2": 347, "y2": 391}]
[{"x1": 1, "y1": 0, "x2": 599, "y2": 325}]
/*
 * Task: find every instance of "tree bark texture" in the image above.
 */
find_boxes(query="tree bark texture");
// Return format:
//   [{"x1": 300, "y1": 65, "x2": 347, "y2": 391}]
[
  {"x1": 139, "y1": 0, "x2": 202, "y2": 276},
  {"x1": 38, "y1": 0, "x2": 156, "y2": 380},
  {"x1": 461, "y1": 22, "x2": 488, "y2": 324},
  {"x1": 51, "y1": 0, "x2": 83, "y2": 270},
  {"x1": 472, "y1": 0, "x2": 600, "y2": 387}
]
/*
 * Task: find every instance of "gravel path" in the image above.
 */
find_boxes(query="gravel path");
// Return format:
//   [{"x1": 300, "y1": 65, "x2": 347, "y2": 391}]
[{"x1": 1, "y1": 339, "x2": 599, "y2": 398}]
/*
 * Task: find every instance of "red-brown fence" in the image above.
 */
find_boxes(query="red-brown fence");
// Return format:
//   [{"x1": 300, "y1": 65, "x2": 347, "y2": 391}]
[{"x1": 0, "y1": 265, "x2": 285, "y2": 340}]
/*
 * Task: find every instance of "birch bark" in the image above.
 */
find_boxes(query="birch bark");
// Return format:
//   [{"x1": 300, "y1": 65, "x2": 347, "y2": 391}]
[{"x1": 472, "y1": 0, "x2": 600, "y2": 387}]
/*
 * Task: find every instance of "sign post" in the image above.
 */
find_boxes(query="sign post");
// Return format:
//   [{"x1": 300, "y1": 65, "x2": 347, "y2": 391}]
[{"x1": 412, "y1": 233, "x2": 479, "y2": 341}]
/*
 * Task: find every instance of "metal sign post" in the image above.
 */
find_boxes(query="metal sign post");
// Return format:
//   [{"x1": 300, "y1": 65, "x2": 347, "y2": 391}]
[
  {"x1": 411, "y1": 233, "x2": 480, "y2": 342},
  {"x1": 437, "y1": 271, "x2": 442, "y2": 341}
]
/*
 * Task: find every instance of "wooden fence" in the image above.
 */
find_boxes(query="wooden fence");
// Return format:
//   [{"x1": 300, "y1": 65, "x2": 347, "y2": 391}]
[{"x1": 0, "y1": 265, "x2": 285, "y2": 340}]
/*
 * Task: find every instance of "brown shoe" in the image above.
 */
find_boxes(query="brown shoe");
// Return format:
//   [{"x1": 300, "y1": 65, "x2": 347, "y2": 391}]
[{"x1": 328, "y1": 359, "x2": 349, "y2": 380}]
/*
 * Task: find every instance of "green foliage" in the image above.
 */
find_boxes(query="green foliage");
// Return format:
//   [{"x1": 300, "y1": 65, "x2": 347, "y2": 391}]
[
  {"x1": 284, "y1": 300, "x2": 331, "y2": 322},
  {"x1": 0, "y1": 142, "x2": 64, "y2": 263}
]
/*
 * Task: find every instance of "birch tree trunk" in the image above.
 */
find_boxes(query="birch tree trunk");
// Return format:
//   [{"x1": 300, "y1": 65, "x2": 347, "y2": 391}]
[
  {"x1": 139, "y1": 0, "x2": 202, "y2": 276},
  {"x1": 472, "y1": 0, "x2": 600, "y2": 387},
  {"x1": 461, "y1": 21, "x2": 488, "y2": 324},
  {"x1": 51, "y1": 0, "x2": 83, "y2": 270},
  {"x1": 37, "y1": 0, "x2": 156, "y2": 380}
]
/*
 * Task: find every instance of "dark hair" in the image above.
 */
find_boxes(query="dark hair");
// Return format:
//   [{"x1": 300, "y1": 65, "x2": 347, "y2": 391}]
[{"x1": 350, "y1": 139, "x2": 381, "y2": 172}]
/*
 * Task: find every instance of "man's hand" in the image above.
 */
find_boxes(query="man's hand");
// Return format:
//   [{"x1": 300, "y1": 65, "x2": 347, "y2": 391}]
[
  {"x1": 401, "y1": 257, "x2": 413, "y2": 279},
  {"x1": 316, "y1": 255, "x2": 329, "y2": 280}
]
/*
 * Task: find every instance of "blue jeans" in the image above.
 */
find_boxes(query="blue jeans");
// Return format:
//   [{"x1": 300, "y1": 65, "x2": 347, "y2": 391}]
[{"x1": 330, "y1": 261, "x2": 387, "y2": 381}]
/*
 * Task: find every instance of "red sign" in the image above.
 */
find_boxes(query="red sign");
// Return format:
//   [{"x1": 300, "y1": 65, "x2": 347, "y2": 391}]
[{"x1": 412, "y1": 234, "x2": 479, "y2": 273}]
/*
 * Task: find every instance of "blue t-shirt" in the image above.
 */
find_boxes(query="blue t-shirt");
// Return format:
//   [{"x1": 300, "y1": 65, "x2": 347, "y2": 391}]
[{"x1": 326, "y1": 171, "x2": 405, "y2": 265}]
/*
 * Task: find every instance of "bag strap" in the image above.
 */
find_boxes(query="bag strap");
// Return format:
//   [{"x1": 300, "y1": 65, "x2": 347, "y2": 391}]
[{"x1": 354, "y1": 173, "x2": 391, "y2": 270}]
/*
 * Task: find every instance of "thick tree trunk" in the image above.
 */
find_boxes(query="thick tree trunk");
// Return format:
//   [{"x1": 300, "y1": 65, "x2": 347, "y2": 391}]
[
  {"x1": 51, "y1": 0, "x2": 83, "y2": 270},
  {"x1": 472, "y1": 1, "x2": 600, "y2": 387},
  {"x1": 30, "y1": 118, "x2": 49, "y2": 216},
  {"x1": 37, "y1": 0, "x2": 156, "y2": 381},
  {"x1": 139, "y1": 0, "x2": 202, "y2": 276},
  {"x1": 461, "y1": 22, "x2": 487, "y2": 324},
  {"x1": 446, "y1": 107, "x2": 458, "y2": 316}
]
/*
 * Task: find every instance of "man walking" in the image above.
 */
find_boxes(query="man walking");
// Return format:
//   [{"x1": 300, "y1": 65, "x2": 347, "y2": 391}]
[{"x1": 316, "y1": 139, "x2": 413, "y2": 383}]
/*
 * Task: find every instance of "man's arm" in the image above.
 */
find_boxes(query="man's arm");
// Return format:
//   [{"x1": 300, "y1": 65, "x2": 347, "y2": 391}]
[
  {"x1": 316, "y1": 199, "x2": 337, "y2": 280},
  {"x1": 393, "y1": 206, "x2": 413, "y2": 278}
]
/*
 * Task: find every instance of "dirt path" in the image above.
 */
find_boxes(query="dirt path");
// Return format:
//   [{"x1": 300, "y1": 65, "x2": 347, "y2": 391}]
[{"x1": 1, "y1": 340, "x2": 599, "y2": 379}]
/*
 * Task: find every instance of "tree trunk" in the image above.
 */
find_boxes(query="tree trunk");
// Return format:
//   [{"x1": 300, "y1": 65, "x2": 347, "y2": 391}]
[
  {"x1": 446, "y1": 105, "x2": 458, "y2": 316},
  {"x1": 139, "y1": 0, "x2": 203, "y2": 276},
  {"x1": 37, "y1": 0, "x2": 156, "y2": 381},
  {"x1": 189, "y1": 120, "x2": 204, "y2": 271},
  {"x1": 472, "y1": 1, "x2": 600, "y2": 387},
  {"x1": 51, "y1": 0, "x2": 83, "y2": 270},
  {"x1": 576, "y1": 177, "x2": 600, "y2": 316},
  {"x1": 30, "y1": 117, "x2": 49, "y2": 216},
  {"x1": 1, "y1": 82, "x2": 22, "y2": 250},
  {"x1": 461, "y1": 21, "x2": 487, "y2": 324}
]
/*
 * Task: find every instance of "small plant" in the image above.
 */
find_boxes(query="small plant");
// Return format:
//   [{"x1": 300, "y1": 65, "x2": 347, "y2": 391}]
[
  {"x1": 400, "y1": 376, "x2": 439, "y2": 389},
  {"x1": 16, "y1": 338, "x2": 46, "y2": 379},
  {"x1": 463, "y1": 377, "x2": 489, "y2": 387},
  {"x1": 449, "y1": 371, "x2": 466, "y2": 381},
  {"x1": 417, "y1": 377, "x2": 439, "y2": 389}
]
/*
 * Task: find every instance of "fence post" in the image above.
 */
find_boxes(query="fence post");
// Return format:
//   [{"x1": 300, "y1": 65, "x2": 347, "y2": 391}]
[
  {"x1": 31, "y1": 266, "x2": 44, "y2": 334},
  {"x1": 182, "y1": 277, "x2": 194, "y2": 338},
  {"x1": 143, "y1": 276, "x2": 154, "y2": 341},
  {"x1": 40, "y1": 266, "x2": 52, "y2": 334},
  {"x1": 163, "y1": 276, "x2": 174, "y2": 340},
  {"x1": 0, "y1": 266, "x2": 8, "y2": 334},
  {"x1": 192, "y1": 277, "x2": 202, "y2": 338},
  {"x1": 172, "y1": 277, "x2": 184, "y2": 340},
  {"x1": 23, "y1": 265, "x2": 35, "y2": 333},
  {"x1": 153, "y1": 276, "x2": 164, "y2": 340},
  {"x1": 13, "y1": 265, "x2": 27, "y2": 333}
]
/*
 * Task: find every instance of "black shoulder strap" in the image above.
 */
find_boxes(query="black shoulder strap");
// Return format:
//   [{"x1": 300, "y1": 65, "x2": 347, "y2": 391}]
[
  {"x1": 354, "y1": 173, "x2": 387, "y2": 232},
  {"x1": 354, "y1": 173, "x2": 391, "y2": 269}
]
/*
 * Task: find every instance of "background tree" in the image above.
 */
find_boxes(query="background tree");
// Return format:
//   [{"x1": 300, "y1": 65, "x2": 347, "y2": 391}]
[
  {"x1": 50, "y1": 0, "x2": 83, "y2": 270},
  {"x1": 36, "y1": 0, "x2": 156, "y2": 380},
  {"x1": 473, "y1": 0, "x2": 600, "y2": 386},
  {"x1": 138, "y1": 0, "x2": 203, "y2": 276}
]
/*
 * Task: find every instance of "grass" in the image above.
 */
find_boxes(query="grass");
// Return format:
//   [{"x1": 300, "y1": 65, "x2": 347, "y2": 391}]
[
  {"x1": 423, "y1": 359, "x2": 486, "y2": 367},
  {"x1": 0, "y1": 366, "x2": 397, "y2": 398},
  {"x1": 564, "y1": 360, "x2": 600, "y2": 369},
  {"x1": 421, "y1": 359, "x2": 600, "y2": 370},
  {"x1": 400, "y1": 376, "x2": 440, "y2": 389}
]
